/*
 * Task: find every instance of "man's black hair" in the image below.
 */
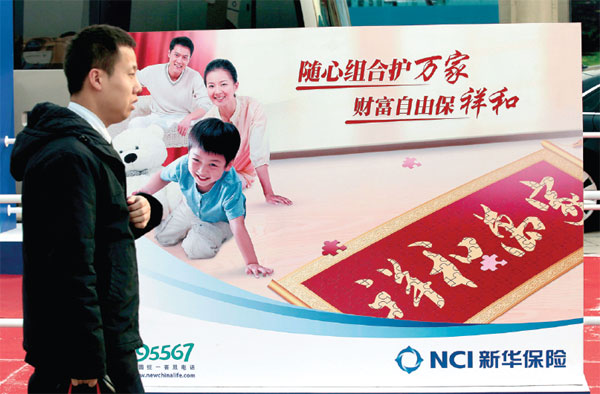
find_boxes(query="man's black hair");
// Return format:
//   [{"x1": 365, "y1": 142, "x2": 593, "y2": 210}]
[
  {"x1": 188, "y1": 118, "x2": 240, "y2": 165},
  {"x1": 64, "y1": 24, "x2": 136, "y2": 95},
  {"x1": 169, "y1": 36, "x2": 194, "y2": 55}
]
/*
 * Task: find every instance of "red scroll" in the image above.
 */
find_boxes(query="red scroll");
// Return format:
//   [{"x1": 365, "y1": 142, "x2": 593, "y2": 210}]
[{"x1": 269, "y1": 142, "x2": 583, "y2": 323}]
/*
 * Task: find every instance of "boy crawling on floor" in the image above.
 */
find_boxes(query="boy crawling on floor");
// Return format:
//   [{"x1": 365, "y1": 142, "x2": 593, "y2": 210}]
[{"x1": 138, "y1": 118, "x2": 273, "y2": 278}]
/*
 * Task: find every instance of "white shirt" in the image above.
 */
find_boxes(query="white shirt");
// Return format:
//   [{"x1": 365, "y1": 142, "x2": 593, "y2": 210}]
[
  {"x1": 137, "y1": 64, "x2": 212, "y2": 116},
  {"x1": 67, "y1": 102, "x2": 112, "y2": 143}
]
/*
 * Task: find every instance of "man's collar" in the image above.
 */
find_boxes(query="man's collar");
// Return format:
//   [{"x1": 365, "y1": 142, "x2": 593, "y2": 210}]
[
  {"x1": 165, "y1": 63, "x2": 185, "y2": 85},
  {"x1": 67, "y1": 102, "x2": 112, "y2": 143}
]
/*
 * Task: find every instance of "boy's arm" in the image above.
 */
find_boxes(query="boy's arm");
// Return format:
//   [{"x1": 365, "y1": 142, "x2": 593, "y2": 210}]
[
  {"x1": 135, "y1": 171, "x2": 170, "y2": 195},
  {"x1": 229, "y1": 216, "x2": 273, "y2": 278}
]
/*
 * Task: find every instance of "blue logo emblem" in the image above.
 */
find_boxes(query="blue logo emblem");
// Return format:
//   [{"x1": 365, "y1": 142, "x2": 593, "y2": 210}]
[{"x1": 395, "y1": 346, "x2": 423, "y2": 374}]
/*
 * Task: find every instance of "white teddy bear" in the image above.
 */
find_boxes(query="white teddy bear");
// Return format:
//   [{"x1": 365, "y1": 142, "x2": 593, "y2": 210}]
[{"x1": 112, "y1": 124, "x2": 181, "y2": 218}]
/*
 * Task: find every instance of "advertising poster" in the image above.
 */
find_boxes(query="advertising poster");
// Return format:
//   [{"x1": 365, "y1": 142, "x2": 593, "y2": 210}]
[{"x1": 108, "y1": 24, "x2": 589, "y2": 392}]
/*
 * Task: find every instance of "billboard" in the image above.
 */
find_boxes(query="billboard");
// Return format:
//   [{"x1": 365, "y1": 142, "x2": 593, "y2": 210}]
[{"x1": 109, "y1": 24, "x2": 587, "y2": 392}]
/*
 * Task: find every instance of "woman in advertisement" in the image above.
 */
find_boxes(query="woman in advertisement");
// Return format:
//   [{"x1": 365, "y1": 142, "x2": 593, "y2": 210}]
[{"x1": 202, "y1": 59, "x2": 292, "y2": 206}]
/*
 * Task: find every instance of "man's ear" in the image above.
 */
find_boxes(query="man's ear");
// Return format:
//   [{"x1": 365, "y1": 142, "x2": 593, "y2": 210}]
[{"x1": 87, "y1": 68, "x2": 103, "y2": 91}]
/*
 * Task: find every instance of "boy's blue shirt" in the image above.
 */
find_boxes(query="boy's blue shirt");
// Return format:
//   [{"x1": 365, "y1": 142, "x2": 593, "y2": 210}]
[{"x1": 161, "y1": 155, "x2": 246, "y2": 223}]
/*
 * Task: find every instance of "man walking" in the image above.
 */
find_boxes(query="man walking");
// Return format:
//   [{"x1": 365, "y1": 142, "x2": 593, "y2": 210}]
[{"x1": 10, "y1": 25, "x2": 162, "y2": 393}]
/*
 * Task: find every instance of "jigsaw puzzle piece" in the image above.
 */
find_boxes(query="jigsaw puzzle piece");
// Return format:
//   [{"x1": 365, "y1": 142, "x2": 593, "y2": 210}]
[
  {"x1": 480, "y1": 254, "x2": 509, "y2": 271},
  {"x1": 402, "y1": 157, "x2": 422, "y2": 169},
  {"x1": 322, "y1": 240, "x2": 347, "y2": 256}
]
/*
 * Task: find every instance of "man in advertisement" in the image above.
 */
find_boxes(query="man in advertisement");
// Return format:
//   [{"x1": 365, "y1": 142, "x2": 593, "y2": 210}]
[
  {"x1": 128, "y1": 36, "x2": 212, "y2": 149},
  {"x1": 10, "y1": 25, "x2": 163, "y2": 393}
]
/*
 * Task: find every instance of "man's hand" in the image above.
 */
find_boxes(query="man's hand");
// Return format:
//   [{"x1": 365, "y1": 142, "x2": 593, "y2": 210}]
[
  {"x1": 127, "y1": 195, "x2": 151, "y2": 229},
  {"x1": 245, "y1": 263, "x2": 274, "y2": 278},
  {"x1": 177, "y1": 117, "x2": 192, "y2": 136},
  {"x1": 71, "y1": 378, "x2": 98, "y2": 388}
]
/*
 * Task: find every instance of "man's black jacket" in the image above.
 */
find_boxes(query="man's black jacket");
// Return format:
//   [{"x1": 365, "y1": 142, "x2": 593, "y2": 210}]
[{"x1": 10, "y1": 102, "x2": 162, "y2": 378}]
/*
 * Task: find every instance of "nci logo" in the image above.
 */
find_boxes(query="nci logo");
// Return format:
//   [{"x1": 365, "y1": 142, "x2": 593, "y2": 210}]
[
  {"x1": 394, "y1": 346, "x2": 424, "y2": 374},
  {"x1": 395, "y1": 347, "x2": 473, "y2": 374},
  {"x1": 431, "y1": 350, "x2": 474, "y2": 369},
  {"x1": 396, "y1": 346, "x2": 567, "y2": 373}
]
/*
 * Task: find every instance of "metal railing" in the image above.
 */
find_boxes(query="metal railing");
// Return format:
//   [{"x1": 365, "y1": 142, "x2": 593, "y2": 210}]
[
  {"x1": 584, "y1": 190, "x2": 600, "y2": 211},
  {"x1": 4, "y1": 136, "x2": 15, "y2": 147},
  {"x1": 0, "y1": 194, "x2": 22, "y2": 217}
]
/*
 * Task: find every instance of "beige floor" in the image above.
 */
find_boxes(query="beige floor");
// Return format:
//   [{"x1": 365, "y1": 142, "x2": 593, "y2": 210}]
[{"x1": 147, "y1": 136, "x2": 584, "y2": 323}]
